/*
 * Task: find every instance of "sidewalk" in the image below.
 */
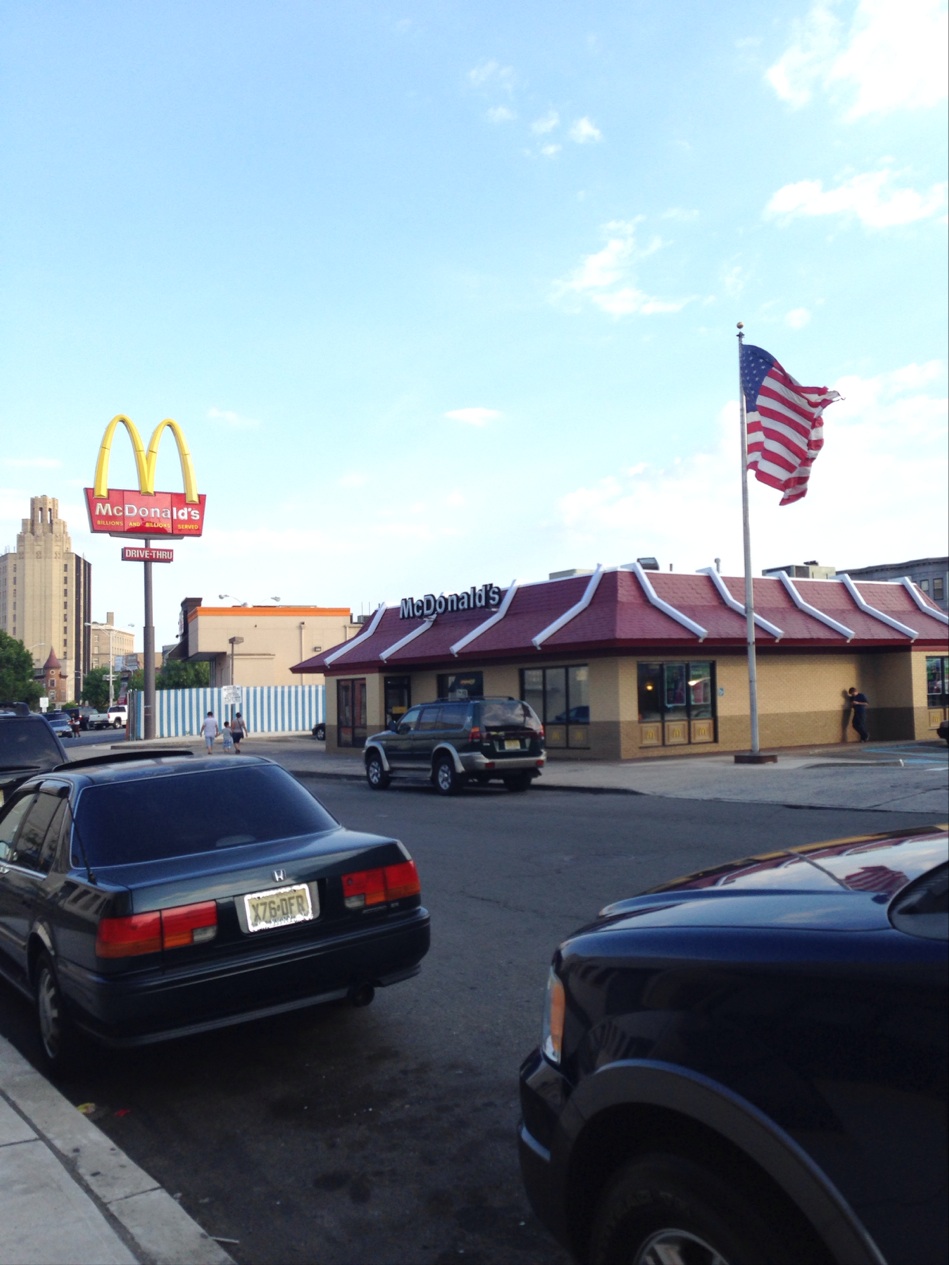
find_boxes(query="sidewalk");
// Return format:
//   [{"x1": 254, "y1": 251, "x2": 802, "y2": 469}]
[{"x1": 2, "y1": 736, "x2": 945, "y2": 1264}]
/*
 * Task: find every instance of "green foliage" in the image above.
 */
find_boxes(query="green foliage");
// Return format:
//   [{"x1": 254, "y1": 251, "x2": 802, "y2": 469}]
[
  {"x1": 0, "y1": 632, "x2": 42, "y2": 708},
  {"x1": 125, "y1": 669, "x2": 145, "y2": 693},
  {"x1": 81, "y1": 667, "x2": 111, "y2": 711},
  {"x1": 157, "y1": 660, "x2": 210, "y2": 690}
]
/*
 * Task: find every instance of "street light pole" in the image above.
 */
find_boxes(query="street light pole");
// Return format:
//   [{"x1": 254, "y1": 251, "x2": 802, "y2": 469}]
[{"x1": 228, "y1": 636, "x2": 244, "y2": 686}]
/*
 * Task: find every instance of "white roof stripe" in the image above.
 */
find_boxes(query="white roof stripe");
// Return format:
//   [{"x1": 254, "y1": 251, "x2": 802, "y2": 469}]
[
  {"x1": 533, "y1": 566, "x2": 604, "y2": 649},
  {"x1": 698, "y1": 567, "x2": 784, "y2": 639},
  {"x1": 322, "y1": 604, "x2": 387, "y2": 666},
  {"x1": 450, "y1": 579, "x2": 520, "y2": 656},
  {"x1": 900, "y1": 577, "x2": 949, "y2": 625},
  {"x1": 778, "y1": 573, "x2": 854, "y2": 639},
  {"x1": 626, "y1": 562, "x2": 706, "y2": 640},
  {"x1": 380, "y1": 617, "x2": 436, "y2": 663},
  {"x1": 836, "y1": 575, "x2": 918, "y2": 639}
]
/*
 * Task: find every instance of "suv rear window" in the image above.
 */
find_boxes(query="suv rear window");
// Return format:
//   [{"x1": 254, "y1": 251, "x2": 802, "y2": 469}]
[
  {"x1": 0, "y1": 721, "x2": 65, "y2": 768},
  {"x1": 74, "y1": 765, "x2": 339, "y2": 865},
  {"x1": 480, "y1": 700, "x2": 542, "y2": 731}
]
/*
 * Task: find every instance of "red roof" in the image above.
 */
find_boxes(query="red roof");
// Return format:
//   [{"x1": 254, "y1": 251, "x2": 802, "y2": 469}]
[{"x1": 291, "y1": 566, "x2": 949, "y2": 676}]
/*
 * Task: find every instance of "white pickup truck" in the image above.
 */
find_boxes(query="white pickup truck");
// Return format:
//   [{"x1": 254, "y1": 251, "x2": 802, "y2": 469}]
[{"x1": 88, "y1": 705, "x2": 127, "y2": 731}]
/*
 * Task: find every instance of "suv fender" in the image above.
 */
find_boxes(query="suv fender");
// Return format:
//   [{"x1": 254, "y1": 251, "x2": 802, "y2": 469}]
[
  {"x1": 541, "y1": 1059, "x2": 882, "y2": 1265},
  {"x1": 364, "y1": 741, "x2": 392, "y2": 773},
  {"x1": 430, "y1": 742, "x2": 465, "y2": 774}
]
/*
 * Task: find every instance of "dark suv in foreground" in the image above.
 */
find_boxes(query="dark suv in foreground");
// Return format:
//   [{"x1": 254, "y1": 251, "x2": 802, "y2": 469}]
[
  {"x1": 518, "y1": 826, "x2": 948, "y2": 1265},
  {"x1": 364, "y1": 696, "x2": 545, "y2": 794}
]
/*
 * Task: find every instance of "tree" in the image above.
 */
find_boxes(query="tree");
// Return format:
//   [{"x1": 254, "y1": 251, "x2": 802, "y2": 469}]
[
  {"x1": 157, "y1": 660, "x2": 210, "y2": 690},
  {"x1": 0, "y1": 632, "x2": 42, "y2": 708},
  {"x1": 81, "y1": 667, "x2": 111, "y2": 711}
]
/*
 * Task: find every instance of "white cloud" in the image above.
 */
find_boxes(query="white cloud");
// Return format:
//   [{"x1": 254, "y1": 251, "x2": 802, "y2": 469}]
[
  {"x1": 531, "y1": 109, "x2": 560, "y2": 134},
  {"x1": 444, "y1": 407, "x2": 501, "y2": 426},
  {"x1": 554, "y1": 360, "x2": 948, "y2": 575},
  {"x1": 540, "y1": 143, "x2": 562, "y2": 158},
  {"x1": 765, "y1": 170, "x2": 948, "y2": 228},
  {"x1": 552, "y1": 220, "x2": 692, "y2": 317},
  {"x1": 568, "y1": 116, "x2": 603, "y2": 144},
  {"x1": 207, "y1": 406, "x2": 261, "y2": 430},
  {"x1": 338, "y1": 471, "x2": 368, "y2": 489},
  {"x1": 486, "y1": 105, "x2": 516, "y2": 123},
  {"x1": 467, "y1": 60, "x2": 516, "y2": 93},
  {"x1": 785, "y1": 307, "x2": 812, "y2": 329},
  {"x1": 767, "y1": 0, "x2": 948, "y2": 118}
]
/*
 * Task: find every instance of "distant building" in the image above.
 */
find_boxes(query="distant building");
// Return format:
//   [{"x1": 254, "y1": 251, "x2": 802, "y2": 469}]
[
  {"x1": 762, "y1": 560, "x2": 838, "y2": 581},
  {"x1": 168, "y1": 599, "x2": 362, "y2": 688},
  {"x1": 837, "y1": 557, "x2": 948, "y2": 612},
  {"x1": 0, "y1": 496, "x2": 92, "y2": 701}
]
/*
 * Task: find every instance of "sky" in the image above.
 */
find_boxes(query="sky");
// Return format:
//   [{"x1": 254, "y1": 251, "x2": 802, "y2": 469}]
[{"x1": 2, "y1": 0, "x2": 947, "y2": 649}]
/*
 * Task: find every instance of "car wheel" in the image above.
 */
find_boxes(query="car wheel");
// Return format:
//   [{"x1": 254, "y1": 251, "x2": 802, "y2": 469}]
[
  {"x1": 313, "y1": 723, "x2": 326, "y2": 741},
  {"x1": 365, "y1": 753, "x2": 390, "y2": 790},
  {"x1": 113, "y1": 719, "x2": 123, "y2": 729},
  {"x1": 503, "y1": 772, "x2": 532, "y2": 792},
  {"x1": 35, "y1": 953, "x2": 77, "y2": 1072},
  {"x1": 434, "y1": 755, "x2": 464, "y2": 795},
  {"x1": 589, "y1": 1153, "x2": 819, "y2": 1265}
]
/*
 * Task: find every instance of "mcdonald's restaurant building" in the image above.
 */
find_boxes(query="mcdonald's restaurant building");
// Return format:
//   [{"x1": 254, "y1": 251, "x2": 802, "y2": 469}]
[{"x1": 291, "y1": 564, "x2": 949, "y2": 760}]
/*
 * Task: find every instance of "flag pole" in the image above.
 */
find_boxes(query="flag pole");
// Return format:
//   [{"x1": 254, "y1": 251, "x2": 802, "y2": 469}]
[{"x1": 737, "y1": 322, "x2": 762, "y2": 758}]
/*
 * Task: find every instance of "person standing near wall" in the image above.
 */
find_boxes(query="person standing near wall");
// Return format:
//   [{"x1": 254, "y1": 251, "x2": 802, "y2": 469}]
[
  {"x1": 201, "y1": 710, "x2": 219, "y2": 752},
  {"x1": 231, "y1": 711, "x2": 247, "y2": 753},
  {"x1": 848, "y1": 687, "x2": 869, "y2": 743}
]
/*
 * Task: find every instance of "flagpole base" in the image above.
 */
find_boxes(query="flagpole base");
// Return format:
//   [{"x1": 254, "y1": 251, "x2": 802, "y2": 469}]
[{"x1": 734, "y1": 752, "x2": 778, "y2": 764}]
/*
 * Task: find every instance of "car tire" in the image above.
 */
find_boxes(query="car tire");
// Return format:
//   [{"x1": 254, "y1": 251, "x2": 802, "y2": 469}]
[
  {"x1": 503, "y1": 772, "x2": 532, "y2": 792},
  {"x1": 365, "y1": 752, "x2": 390, "y2": 790},
  {"x1": 35, "y1": 952, "x2": 77, "y2": 1072},
  {"x1": 113, "y1": 719, "x2": 123, "y2": 729},
  {"x1": 313, "y1": 723, "x2": 326, "y2": 741},
  {"x1": 592, "y1": 1153, "x2": 819, "y2": 1265},
  {"x1": 433, "y1": 755, "x2": 464, "y2": 796},
  {"x1": 589, "y1": 1153, "x2": 821, "y2": 1265}
]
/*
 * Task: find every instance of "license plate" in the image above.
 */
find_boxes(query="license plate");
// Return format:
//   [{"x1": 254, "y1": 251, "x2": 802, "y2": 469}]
[
  {"x1": 244, "y1": 883, "x2": 316, "y2": 933},
  {"x1": 504, "y1": 739, "x2": 522, "y2": 751}
]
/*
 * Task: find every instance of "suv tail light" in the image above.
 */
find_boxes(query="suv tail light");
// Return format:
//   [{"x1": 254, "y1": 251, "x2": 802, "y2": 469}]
[
  {"x1": 96, "y1": 901, "x2": 218, "y2": 958},
  {"x1": 468, "y1": 725, "x2": 482, "y2": 744},
  {"x1": 342, "y1": 860, "x2": 421, "y2": 910}
]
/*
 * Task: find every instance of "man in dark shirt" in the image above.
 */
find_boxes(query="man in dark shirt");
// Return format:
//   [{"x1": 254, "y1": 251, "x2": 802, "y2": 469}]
[{"x1": 848, "y1": 687, "x2": 869, "y2": 742}]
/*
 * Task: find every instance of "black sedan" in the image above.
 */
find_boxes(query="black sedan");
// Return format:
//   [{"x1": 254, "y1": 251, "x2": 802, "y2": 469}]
[
  {"x1": 519, "y1": 826, "x2": 948, "y2": 1265},
  {"x1": 0, "y1": 752, "x2": 430, "y2": 1069}
]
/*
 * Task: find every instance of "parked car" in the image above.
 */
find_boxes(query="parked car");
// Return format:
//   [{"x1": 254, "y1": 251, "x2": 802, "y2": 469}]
[
  {"x1": 0, "y1": 713, "x2": 68, "y2": 806},
  {"x1": 67, "y1": 706, "x2": 99, "y2": 732},
  {"x1": 0, "y1": 752, "x2": 430, "y2": 1069},
  {"x1": 364, "y1": 696, "x2": 546, "y2": 795},
  {"x1": 553, "y1": 706, "x2": 590, "y2": 724},
  {"x1": 86, "y1": 710, "x2": 113, "y2": 731},
  {"x1": 43, "y1": 710, "x2": 76, "y2": 740},
  {"x1": 106, "y1": 704, "x2": 128, "y2": 729},
  {"x1": 938, "y1": 717, "x2": 949, "y2": 745},
  {"x1": 312, "y1": 721, "x2": 326, "y2": 741},
  {"x1": 519, "y1": 826, "x2": 948, "y2": 1265}
]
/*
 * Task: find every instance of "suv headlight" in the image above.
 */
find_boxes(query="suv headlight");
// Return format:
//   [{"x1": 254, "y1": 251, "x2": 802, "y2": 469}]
[{"x1": 541, "y1": 967, "x2": 565, "y2": 1064}]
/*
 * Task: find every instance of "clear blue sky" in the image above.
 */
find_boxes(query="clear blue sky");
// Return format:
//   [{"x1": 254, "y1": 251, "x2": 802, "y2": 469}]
[{"x1": 2, "y1": 0, "x2": 946, "y2": 647}]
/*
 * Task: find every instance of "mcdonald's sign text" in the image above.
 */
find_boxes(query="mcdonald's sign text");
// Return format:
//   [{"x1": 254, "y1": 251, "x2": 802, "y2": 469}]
[
  {"x1": 84, "y1": 414, "x2": 206, "y2": 538},
  {"x1": 122, "y1": 546, "x2": 175, "y2": 562},
  {"x1": 86, "y1": 490, "x2": 206, "y2": 537}
]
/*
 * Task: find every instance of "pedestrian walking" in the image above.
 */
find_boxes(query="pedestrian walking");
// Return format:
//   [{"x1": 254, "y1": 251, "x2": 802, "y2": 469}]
[
  {"x1": 231, "y1": 711, "x2": 248, "y2": 753},
  {"x1": 848, "y1": 687, "x2": 869, "y2": 742},
  {"x1": 222, "y1": 720, "x2": 235, "y2": 753},
  {"x1": 201, "y1": 710, "x2": 219, "y2": 752}
]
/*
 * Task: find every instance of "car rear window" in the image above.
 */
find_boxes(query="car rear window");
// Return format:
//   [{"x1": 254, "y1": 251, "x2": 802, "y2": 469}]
[
  {"x1": 74, "y1": 764, "x2": 340, "y2": 865},
  {"x1": 0, "y1": 721, "x2": 64, "y2": 768},
  {"x1": 479, "y1": 700, "x2": 542, "y2": 731}
]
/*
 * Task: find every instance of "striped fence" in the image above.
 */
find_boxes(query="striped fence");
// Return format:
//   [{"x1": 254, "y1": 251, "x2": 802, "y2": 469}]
[{"x1": 126, "y1": 684, "x2": 325, "y2": 740}]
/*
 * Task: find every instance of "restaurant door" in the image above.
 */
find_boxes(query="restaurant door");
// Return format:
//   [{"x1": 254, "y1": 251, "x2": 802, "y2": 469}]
[
  {"x1": 337, "y1": 678, "x2": 367, "y2": 749},
  {"x1": 384, "y1": 675, "x2": 411, "y2": 728}
]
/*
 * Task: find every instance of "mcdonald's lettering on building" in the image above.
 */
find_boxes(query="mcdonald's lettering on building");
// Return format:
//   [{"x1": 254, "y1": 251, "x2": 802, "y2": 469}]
[{"x1": 84, "y1": 414, "x2": 207, "y2": 538}]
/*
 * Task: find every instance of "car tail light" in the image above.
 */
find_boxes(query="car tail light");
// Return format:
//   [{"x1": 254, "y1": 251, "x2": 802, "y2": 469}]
[
  {"x1": 468, "y1": 725, "x2": 482, "y2": 743},
  {"x1": 96, "y1": 902, "x2": 218, "y2": 958},
  {"x1": 342, "y1": 860, "x2": 421, "y2": 911}
]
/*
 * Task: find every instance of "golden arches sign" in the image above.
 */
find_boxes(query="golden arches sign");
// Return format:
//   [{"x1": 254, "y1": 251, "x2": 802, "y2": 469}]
[{"x1": 85, "y1": 415, "x2": 206, "y2": 538}]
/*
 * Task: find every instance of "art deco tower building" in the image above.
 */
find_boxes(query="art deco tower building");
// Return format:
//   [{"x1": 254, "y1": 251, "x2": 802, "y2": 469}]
[{"x1": 0, "y1": 496, "x2": 92, "y2": 702}]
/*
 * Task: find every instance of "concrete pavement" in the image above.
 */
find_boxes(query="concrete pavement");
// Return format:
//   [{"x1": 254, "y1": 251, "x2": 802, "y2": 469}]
[{"x1": 1, "y1": 736, "x2": 945, "y2": 1264}]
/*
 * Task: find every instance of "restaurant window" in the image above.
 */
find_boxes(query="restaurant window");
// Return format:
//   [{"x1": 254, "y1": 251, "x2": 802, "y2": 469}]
[
  {"x1": 638, "y1": 661, "x2": 717, "y2": 745},
  {"x1": 521, "y1": 665, "x2": 589, "y2": 748},
  {"x1": 384, "y1": 675, "x2": 411, "y2": 727},
  {"x1": 436, "y1": 671, "x2": 483, "y2": 700},
  {"x1": 926, "y1": 656, "x2": 948, "y2": 709}
]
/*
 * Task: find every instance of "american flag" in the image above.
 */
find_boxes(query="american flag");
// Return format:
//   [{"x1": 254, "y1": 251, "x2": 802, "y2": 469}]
[{"x1": 740, "y1": 343, "x2": 840, "y2": 506}]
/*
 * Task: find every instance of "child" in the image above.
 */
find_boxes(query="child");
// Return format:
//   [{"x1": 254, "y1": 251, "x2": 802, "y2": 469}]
[{"x1": 222, "y1": 720, "x2": 235, "y2": 753}]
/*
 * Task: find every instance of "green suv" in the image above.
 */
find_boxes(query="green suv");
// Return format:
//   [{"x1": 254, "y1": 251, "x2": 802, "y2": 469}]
[{"x1": 364, "y1": 697, "x2": 546, "y2": 795}]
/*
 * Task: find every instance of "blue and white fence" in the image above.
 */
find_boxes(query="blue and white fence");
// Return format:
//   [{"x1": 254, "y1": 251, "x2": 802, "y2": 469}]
[{"x1": 126, "y1": 685, "x2": 325, "y2": 740}]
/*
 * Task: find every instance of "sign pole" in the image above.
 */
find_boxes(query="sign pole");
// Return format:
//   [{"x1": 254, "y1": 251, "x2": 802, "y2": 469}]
[{"x1": 143, "y1": 539, "x2": 156, "y2": 740}]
